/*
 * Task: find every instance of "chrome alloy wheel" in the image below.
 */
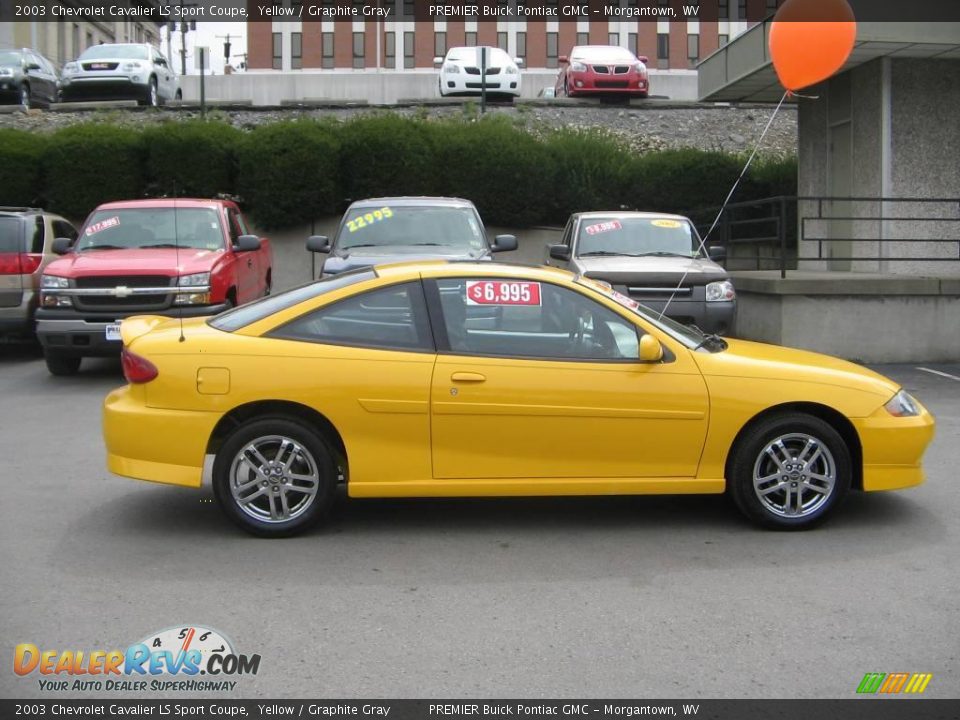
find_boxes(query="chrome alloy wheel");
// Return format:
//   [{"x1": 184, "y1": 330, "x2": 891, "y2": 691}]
[
  {"x1": 752, "y1": 433, "x2": 837, "y2": 518},
  {"x1": 229, "y1": 435, "x2": 320, "y2": 524}
]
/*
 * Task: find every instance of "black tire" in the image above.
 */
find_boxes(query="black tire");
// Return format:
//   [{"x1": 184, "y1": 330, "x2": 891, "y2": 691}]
[
  {"x1": 175, "y1": 89, "x2": 182, "y2": 102},
  {"x1": 44, "y1": 352, "x2": 81, "y2": 376},
  {"x1": 212, "y1": 417, "x2": 338, "y2": 537},
  {"x1": 727, "y1": 413, "x2": 851, "y2": 530},
  {"x1": 264, "y1": 272, "x2": 272, "y2": 296},
  {"x1": 139, "y1": 77, "x2": 158, "y2": 107}
]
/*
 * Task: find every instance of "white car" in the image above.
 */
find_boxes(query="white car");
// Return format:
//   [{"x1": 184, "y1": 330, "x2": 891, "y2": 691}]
[
  {"x1": 60, "y1": 44, "x2": 181, "y2": 107},
  {"x1": 435, "y1": 46, "x2": 522, "y2": 99}
]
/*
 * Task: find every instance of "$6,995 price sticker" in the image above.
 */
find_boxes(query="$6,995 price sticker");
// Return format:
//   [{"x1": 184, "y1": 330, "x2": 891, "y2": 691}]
[{"x1": 465, "y1": 280, "x2": 541, "y2": 306}]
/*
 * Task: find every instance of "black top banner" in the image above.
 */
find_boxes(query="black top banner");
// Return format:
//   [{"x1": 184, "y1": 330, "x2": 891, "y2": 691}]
[
  {"x1": 3, "y1": 700, "x2": 960, "y2": 720},
  {"x1": 2, "y1": 0, "x2": 960, "y2": 23}
]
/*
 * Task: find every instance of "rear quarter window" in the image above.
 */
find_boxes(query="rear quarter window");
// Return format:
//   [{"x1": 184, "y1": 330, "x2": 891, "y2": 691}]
[{"x1": 0, "y1": 217, "x2": 24, "y2": 253}]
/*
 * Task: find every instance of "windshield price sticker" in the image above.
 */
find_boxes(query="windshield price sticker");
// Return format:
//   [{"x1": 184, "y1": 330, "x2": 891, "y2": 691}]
[
  {"x1": 609, "y1": 289, "x2": 640, "y2": 310},
  {"x1": 651, "y1": 218, "x2": 682, "y2": 229},
  {"x1": 85, "y1": 216, "x2": 120, "y2": 236},
  {"x1": 346, "y1": 207, "x2": 393, "y2": 233},
  {"x1": 585, "y1": 220, "x2": 622, "y2": 235},
  {"x1": 466, "y1": 280, "x2": 541, "y2": 306}
]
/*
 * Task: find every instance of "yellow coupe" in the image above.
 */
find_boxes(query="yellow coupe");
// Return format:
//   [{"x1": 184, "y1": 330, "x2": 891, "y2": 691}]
[{"x1": 103, "y1": 262, "x2": 934, "y2": 536}]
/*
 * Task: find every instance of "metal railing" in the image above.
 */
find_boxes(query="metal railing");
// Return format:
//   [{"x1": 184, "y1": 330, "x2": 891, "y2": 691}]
[{"x1": 694, "y1": 196, "x2": 960, "y2": 278}]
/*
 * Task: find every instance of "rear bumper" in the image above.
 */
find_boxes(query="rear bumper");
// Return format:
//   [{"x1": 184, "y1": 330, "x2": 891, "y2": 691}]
[
  {"x1": 0, "y1": 289, "x2": 37, "y2": 336},
  {"x1": 36, "y1": 303, "x2": 228, "y2": 355}
]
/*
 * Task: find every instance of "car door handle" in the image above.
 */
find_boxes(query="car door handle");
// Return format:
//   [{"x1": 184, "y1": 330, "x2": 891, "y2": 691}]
[
  {"x1": 451, "y1": 372, "x2": 486, "y2": 383},
  {"x1": 247, "y1": 258, "x2": 253, "y2": 269}
]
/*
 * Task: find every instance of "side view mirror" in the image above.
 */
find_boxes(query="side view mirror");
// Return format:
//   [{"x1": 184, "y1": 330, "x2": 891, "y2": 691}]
[
  {"x1": 433, "y1": 56, "x2": 443, "y2": 67},
  {"x1": 26, "y1": 62, "x2": 42, "y2": 71},
  {"x1": 514, "y1": 58, "x2": 524, "y2": 67},
  {"x1": 51, "y1": 237, "x2": 73, "y2": 255},
  {"x1": 558, "y1": 55, "x2": 569, "y2": 65},
  {"x1": 638, "y1": 334, "x2": 664, "y2": 363},
  {"x1": 548, "y1": 244, "x2": 571, "y2": 261},
  {"x1": 306, "y1": 235, "x2": 331, "y2": 253},
  {"x1": 234, "y1": 234, "x2": 261, "y2": 252},
  {"x1": 638, "y1": 55, "x2": 649, "y2": 64},
  {"x1": 491, "y1": 234, "x2": 518, "y2": 253},
  {"x1": 707, "y1": 245, "x2": 727, "y2": 262}
]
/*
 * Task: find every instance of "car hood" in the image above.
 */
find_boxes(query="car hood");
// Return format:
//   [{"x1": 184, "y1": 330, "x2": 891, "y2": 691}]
[
  {"x1": 576, "y1": 255, "x2": 728, "y2": 286},
  {"x1": 693, "y1": 338, "x2": 900, "y2": 401},
  {"x1": 325, "y1": 245, "x2": 490, "y2": 273},
  {"x1": 44, "y1": 248, "x2": 225, "y2": 278}
]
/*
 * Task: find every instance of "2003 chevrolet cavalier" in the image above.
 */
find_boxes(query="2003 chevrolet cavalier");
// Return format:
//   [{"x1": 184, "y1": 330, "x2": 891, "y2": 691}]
[{"x1": 103, "y1": 262, "x2": 934, "y2": 536}]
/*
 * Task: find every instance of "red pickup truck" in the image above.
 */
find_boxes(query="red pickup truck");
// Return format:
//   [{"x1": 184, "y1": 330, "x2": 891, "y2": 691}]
[{"x1": 37, "y1": 198, "x2": 272, "y2": 375}]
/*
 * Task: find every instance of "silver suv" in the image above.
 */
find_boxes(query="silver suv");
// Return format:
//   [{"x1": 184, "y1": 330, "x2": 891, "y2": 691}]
[
  {"x1": 0, "y1": 48, "x2": 60, "y2": 108},
  {"x1": 61, "y1": 43, "x2": 180, "y2": 106},
  {"x1": 0, "y1": 207, "x2": 78, "y2": 340}
]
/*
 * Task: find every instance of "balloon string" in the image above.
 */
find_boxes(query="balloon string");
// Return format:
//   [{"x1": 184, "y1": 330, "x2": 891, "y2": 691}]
[{"x1": 657, "y1": 89, "x2": 790, "y2": 324}]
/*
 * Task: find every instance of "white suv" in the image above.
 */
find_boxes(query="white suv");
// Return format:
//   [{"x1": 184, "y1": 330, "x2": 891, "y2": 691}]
[{"x1": 61, "y1": 44, "x2": 181, "y2": 107}]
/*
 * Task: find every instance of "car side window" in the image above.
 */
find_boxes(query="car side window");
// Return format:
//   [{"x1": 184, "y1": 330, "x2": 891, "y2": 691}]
[
  {"x1": 29, "y1": 217, "x2": 44, "y2": 253},
  {"x1": 270, "y1": 281, "x2": 434, "y2": 352},
  {"x1": 53, "y1": 220, "x2": 78, "y2": 243},
  {"x1": 433, "y1": 278, "x2": 640, "y2": 361},
  {"x1": 226, "y1": 209, "x2": 242, "y2": 245}
]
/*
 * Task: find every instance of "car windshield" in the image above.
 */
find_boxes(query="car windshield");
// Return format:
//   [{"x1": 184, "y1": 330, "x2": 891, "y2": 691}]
[
  {"x1": 0, "y1": 51, "x2": 23, "y2": 66},
  {"x1": 447, "y1": 47, "x2": 512, "y2": 66},
  {"x1": 75, "y1": 208, "x2": 225, "y2": 251},
  {"x1": 337, "y1": 205, "x2": 487, "y2": 252},
  {"x1": 575, "y1": 47, "x2": 637, "y2": 63},
  {"x1": 575, "y1": 276, "x2": 711, "y2": 350},
  {"x1": 79, "y1": 45, "x2": 149, "y2": 60},
  {"x1": 0, "y1": 217, "x2": 23, "y2": 252},
  {"x1": 209, "y1": 269, "x2": 377, "y2": 333},
  {"x1": 576, "y1": 216, "x2": 701, "y2": 258}
]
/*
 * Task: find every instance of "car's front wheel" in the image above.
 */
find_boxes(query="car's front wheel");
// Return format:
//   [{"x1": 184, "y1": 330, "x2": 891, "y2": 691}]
[
  {"x1": 727, "y1": 413, "x2": 851, "y2": 530},
  {"x1": 20, "y1": 83, "x2": 31, "y2": 108},
  {"x1": 213, "y1": 418, "x2": 337, "y2": 537}
]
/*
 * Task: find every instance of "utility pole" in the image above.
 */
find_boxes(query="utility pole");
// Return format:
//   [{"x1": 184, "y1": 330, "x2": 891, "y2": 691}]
[
  {"x1": 177, "y1": 0, "x2": 198, "y2": 76},
  {"x1": 215, "y1": 33, "x2": 235, "y2": 71}
]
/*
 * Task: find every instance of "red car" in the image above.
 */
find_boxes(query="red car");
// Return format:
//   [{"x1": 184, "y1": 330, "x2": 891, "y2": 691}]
[
  {"x1": 555, "y1": 45, "x2": 650, "y2": 99},
  {"x1": 36, "y1": 198, "x2": 272, "y2": 375}
]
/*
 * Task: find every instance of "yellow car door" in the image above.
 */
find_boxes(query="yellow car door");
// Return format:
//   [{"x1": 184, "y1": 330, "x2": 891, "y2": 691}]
[{"x1": 427, "y1": 277, "x2": 709, "y2": 481}]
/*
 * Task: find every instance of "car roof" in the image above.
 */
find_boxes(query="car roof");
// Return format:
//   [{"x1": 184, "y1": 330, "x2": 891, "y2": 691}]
[
  {"x1": 348, "y1": 196, "x2": 477, "y2": 209},
  {"x1": 574, "y1": 211, "x2": 692, "y2": 222},
  {"x1": 93, "y1": 198, "x2": 230, "y2": 211},
  {"x1": 376, "y1": 260, "x2": 574, "y2": 282}
]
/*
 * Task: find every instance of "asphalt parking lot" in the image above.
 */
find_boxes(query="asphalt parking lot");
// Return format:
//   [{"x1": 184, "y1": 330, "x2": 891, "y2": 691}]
[{"x1": 1, "y1": 347, "x2": 958, "y2": 699}]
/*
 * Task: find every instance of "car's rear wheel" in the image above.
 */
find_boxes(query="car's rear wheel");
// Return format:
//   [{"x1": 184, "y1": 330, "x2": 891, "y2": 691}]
[
  {"x1": 213, "y1": 418, "x2": 337, "y2": 537},
  {"x1": 44, "y1": 351, "x2": 81, "y2": 376},
  {"x1": 139, "y1": 77, "x2": 158, "y2": 107},
  {"x1": 727, "y1": 413, "x2": 851, "y2": 530}
]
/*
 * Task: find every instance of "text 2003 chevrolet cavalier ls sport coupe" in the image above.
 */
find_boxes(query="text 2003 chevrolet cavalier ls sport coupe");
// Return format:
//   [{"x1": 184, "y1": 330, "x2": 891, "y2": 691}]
[{"x1": 103, "y1": 262, "x2": 934, "y2": 537}]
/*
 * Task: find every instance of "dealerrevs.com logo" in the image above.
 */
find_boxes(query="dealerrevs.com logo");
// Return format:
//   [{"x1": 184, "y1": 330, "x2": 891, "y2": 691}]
[{"x1": 14, "y1": 625, "x2": 261, "y2": 692}]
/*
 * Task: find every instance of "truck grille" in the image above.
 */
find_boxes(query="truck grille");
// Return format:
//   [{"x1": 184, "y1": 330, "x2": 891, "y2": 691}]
[{"x1": 73, "y1": 275, "x2": 174, "y2": 312}]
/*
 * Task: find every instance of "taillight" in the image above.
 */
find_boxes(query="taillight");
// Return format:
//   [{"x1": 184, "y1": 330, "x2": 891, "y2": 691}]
[
  {"x1": 121, "y1": 348, "x2": 159, "y2": 384},
  {"x1": 0, "y1": 253, "x2": 42, "y2": 275}
]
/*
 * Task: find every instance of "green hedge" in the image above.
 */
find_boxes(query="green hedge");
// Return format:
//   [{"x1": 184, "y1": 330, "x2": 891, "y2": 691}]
[
  {"x1": 142, "y1": 120, "x2": 241, "y2": 198},
  {"x1": 1, "y1": 115, "x2": 797, "y2": 229},
  {"x1": 236, "y1": 120, "x2": 340, "y2": 230},
  {"x1": 0, "y1": 129, "x2": 46, "y2": 208},
  {"x1": 42, "y1": 124, "x2": 143, "y2": 220}
]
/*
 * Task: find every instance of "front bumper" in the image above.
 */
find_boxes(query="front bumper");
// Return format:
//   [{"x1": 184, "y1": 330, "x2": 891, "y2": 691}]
[
  {"x1": 60, "y1": 74, "x2": 149, "y2": 101},
  {"x1": 0, "y1": 81, "x2": 25, "y2": 103},
  {"x1": 567, "y1": 72, "x2": 648, "y2": 96},
  {"x1": 36, "y1": 303, "x2": 228, "y2": 355},
  {"x1": 853, "y1": 400, "x2": 936, "y2": 492},
  {"x1": 440, "y1": 73, "x2": 521, "y2": 97}
]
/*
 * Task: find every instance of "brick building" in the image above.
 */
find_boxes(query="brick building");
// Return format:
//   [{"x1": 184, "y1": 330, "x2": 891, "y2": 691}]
[{"x1": 247, "y1": 1, "x2": 777, "y2": 73}]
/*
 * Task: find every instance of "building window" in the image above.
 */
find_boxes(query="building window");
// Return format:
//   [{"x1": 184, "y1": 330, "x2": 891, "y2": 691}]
[
  {"x1": 516, "y1": 32, "x2": 526, "y2": 61},
  {"x1": 657, "y1": 33, "x2": 669, "y2": 69},
  {"x1": 272, "y1": 32, "x2": 282, "y2": 70},
  {"x1": 628, "y1": 33, "x2": 638, "y2": 56},
  {"x1": 86, "y1": 31, "x2": 93, "y2": 51},
  {"x1": 719, "y1": 0, "x2": 728, "y2": 19},
  {"x1": 737, "y1": 0, "x2": 746, "y2": 19},
  {"x1": 72, "y1": 23, "x2": 79, "y2": 58},
  {"x1": 385, "y1": 32, "x2": 396, "y2": 69},
  {"x1": 291, "y1": 0, "x2": 302, "y2": 13},
  {"x1": 435, "y1": 32, "x2": 446, "y2": 58},
  {"x1": 404, "y1": 31, "x2": 415, "y2": 69},
  {"x1": 465, "y1": 32, "x2": 477, "y2": 47},
  {"x1": 291, "y1": 32, "x2": 302, "y2": 70},
  {"x1": 401, "y1": 0, "x2": 414, "y2": 18},
  {"x1": 718, "y1": 34, "x2": 729, "y2": 47},
  {"x1": 766, "y1": 0, "x2": 778, "y2": 12},
  {"x1": 497, "y1": 32, "x2": 508, "y2": 52},
  {"x1": 608, "y1": 32, "x2": 619, "y2": 46},
  {"x1": 687, "y1": 34, "x2": 699, "y2": 66},
  {"x1": 546, "y1": 32, "x2": 558, "y2": 68},
  {"x1": 576, "y1": 32, "x2": 588, "y2": 47},
  {"x1": 322, "y1": 32, "x2": 334, "y2": 70},
  {"x1": 353, "y1": 32, "x2": 365, "y2": 69}
]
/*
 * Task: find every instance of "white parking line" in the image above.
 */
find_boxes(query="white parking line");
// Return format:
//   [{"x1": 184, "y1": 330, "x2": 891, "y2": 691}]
[{"x1": 917, "y1": 367, "x2": 960, "y2": 382}]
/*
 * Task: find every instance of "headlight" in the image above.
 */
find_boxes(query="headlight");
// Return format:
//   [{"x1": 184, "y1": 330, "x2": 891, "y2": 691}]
[
  {"x1": 705, "y1": 280, "x2": 736, "y2": 302},
  {"x1": 884, "y1": 390, "x2": 920, "y2": 418},
  {"x1": 635, "y1": 62, "x2": 647, "y2": 73},
  {"x1": 121, "y1": 62, "x2": 142, "y2": 71},
  {"x1": 0, "y1": 68, "x2": 13, "y2": 77},
  {"x1": 571, "y1": 61, "x2": 587, "y2": 72},
  {"x1": 62, "y1": 62, "x2": 78, "y2": 74},
  {"x1": 505, "y1": 65, "x2": 519, "y2": 75},
  {"x1": 443, "y1": 64, "x2": 460, "y2": 74},
  {"x1": 41, "y1": 275, "x2": 70, "y2": 289},
  {"x1": 178, "y1": 272, "x2": 210, "y2": 287}
]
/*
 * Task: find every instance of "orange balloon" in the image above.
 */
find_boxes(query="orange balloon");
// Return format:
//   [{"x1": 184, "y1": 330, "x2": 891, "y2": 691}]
[{"x1": 769, "y1": 0, "x2": 857, "y2": 91}]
